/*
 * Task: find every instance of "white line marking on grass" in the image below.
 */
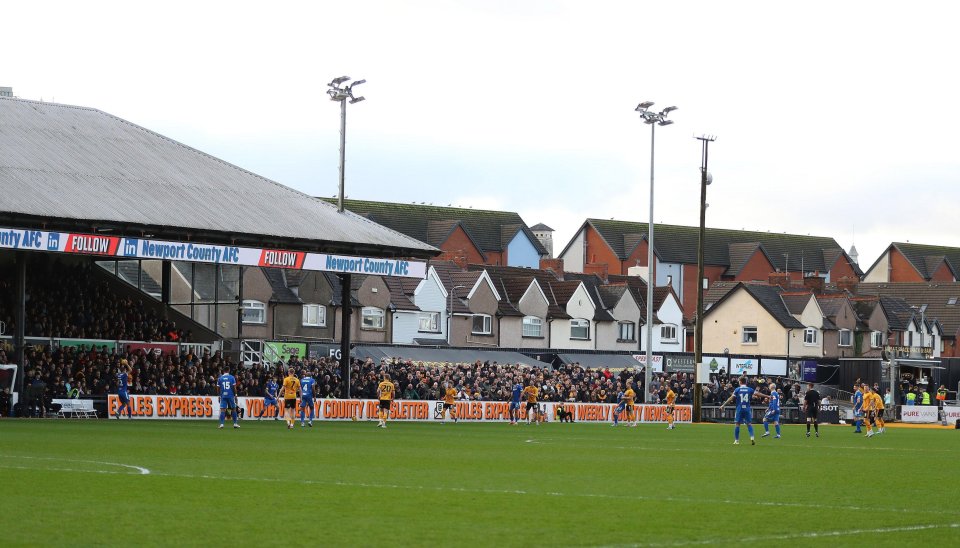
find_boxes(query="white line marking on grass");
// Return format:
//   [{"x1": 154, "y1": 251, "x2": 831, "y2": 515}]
[
  {"x1": 0, "y1": 455, "x2": 150, "y2": 475},
  {"x1": 612, "y1": 522, "x2": 960, "y2": 547}
]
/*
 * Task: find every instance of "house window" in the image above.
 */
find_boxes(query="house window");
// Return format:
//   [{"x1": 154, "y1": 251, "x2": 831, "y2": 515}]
[
  {"x1": 361, "y1": 307, "x2": 385, "y2": 329},
  {"x1": 742, "y1": 326, "x2": 758, "y2": 344},
  {"x1": 242, "y1": 300, "x2": 266, "y2": 324},
  {"x1": 948, "y1": 297, "x2": 958, "y2": 306},
  {"x1": 803, "y1": 328, "x2": 818, "y2": 345},
  {"x1": 618, "y1": 321, "x2": 636, "y2": 342},
  {"x1": 871, "y1": 331, "x2": 884, "y2": 348},
  {"x1": 839, "y1": 329, "x2": 852, "y2": 347},
  {"x1": 522, "y1": 316, "x2": 543, "y2": 338},
  {"x1": 570, "y1": 318, "x2": 590, "y2": 340},
  {"x1": 302, "y1": 304, "x2": 326, "y2": 327},
  {"x1": 660, "y1": 324, "x2": 677, "y2": 343},
  {"x1": 418, "y1": 312, "x2": 440, "y2": 333},
  {"x1": 472, "y1": 314, "x2": 492, "y2": 335}
]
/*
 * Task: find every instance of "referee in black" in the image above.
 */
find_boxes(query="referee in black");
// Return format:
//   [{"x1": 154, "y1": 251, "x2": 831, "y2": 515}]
[{"x1": 804, "y1": 382, "x2": 822, "y2": 438}]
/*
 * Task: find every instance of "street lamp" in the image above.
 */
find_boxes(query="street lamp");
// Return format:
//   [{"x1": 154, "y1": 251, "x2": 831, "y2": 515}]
[
  {"x1": 693, "y1": 134, "x2": 716, "y2": 422},
  {"x1": 327, "y1": 76, "x2": 366, "y2": 213},
  {"x1": 636, "y1": 101, "x2": 677, "y2": 402},
  {"x1": 448, "y1": 285, "x2": 467, "y2": 344}
]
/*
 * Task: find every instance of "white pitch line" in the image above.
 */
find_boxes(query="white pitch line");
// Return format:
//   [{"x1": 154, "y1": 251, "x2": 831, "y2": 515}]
[
  {"x1": 611, "y1": 522, "x2": 960, "y2": 547},
  {"x1": 1, "y1": 458, "x2": 954, "y2": 517},
  {"x1": 0, "y1": 455, "x2": 150, "y2": 475}
]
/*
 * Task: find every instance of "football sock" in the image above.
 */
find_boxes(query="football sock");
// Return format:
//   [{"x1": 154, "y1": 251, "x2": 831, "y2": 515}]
[
  {"x1": 806, "y1": 423, "x2": 811, "y2": 433},
  {"x1": 309, "y1": 407, "x2": 315, "y2": 421},
  {"x1": 814, "y1": 422, "x2": 819, "y2": 433},
  {"x1": 747, "y1": 424, "x2": 754, "y2": 438},
  {"x1": 763, "y1": 422, "x2": 770, "y2": 434},
  {"x1": 734, "y1": 425, "x2": 740, "y2": 440},
  {"x1": 775, "y1": 424, "x2": 781, "y2": 436},
  {"x1": 219, "y1": 410, "x2": 225, "y2": 426}
]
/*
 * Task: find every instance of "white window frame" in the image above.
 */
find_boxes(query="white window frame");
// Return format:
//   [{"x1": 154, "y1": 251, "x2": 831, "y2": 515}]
[
  {"x1": 742, "y1": 326, "x2": 758, "y2": 344},
  {"x1": 570, "y1": 318, "x2": 590, "y2": 340},
  {"x1": 660, "y1": 324, "x2": 677, "y2": 343},
  {"x1": 242, "y1": 300, "x2": 266, "y2": 325},
  {"x1": 418, "y1": 311, "x2": 440, "y2": 333},
  {"x1": 361, "y1": 307, "x2": 385, "y2": 330},
  {"x1": 803, "y1": 327, "x2": 818, "y2": 345},
  {"x1": 522, "y1": 316, "x2": 543, "y2": 338},
  {"x1": 618, "y1": 321, "x2": 636, "y2": 342},
  {"x1": 472, "y1": 314, "x2": 492, "y2": 335},
  {"x1": 870, "y1": 330, "x2": 884, "y2": 348},
  {"x1": 838, "y1": 329, "x2": 853, "y2": 347},
  {"x1": 301, "y1": 304, "x2": 326, "y2": 327}
]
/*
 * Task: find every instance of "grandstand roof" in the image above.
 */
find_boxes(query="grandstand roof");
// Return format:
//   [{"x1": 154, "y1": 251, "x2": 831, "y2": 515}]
[{"x1": 0, "y1": 97, "x2": 437, "y2": 258}]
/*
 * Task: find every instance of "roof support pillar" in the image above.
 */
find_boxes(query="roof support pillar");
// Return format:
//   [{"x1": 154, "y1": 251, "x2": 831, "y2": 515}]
[{"x1": 14, "y1": 251, "x2": 27, "y2": 416}]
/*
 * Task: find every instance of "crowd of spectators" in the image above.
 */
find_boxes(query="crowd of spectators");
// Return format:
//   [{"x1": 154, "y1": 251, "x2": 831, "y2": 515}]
[
  {"x1": 12, "y1": 344, "x2": 802, "y2": 413},
  {"x1": 0, "y1": 260, "x2": 190, "y2": 343}
]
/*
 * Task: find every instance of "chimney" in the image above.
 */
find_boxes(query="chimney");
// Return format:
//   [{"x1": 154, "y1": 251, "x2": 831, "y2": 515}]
[
  {"x1": 768, "y1": 272, "x2": 791, "y2": 289},
  {"x1": 803, "y1": 275, "x2": 826, "y2": 295},
  {"x1": 438, "y1": 250, "x2": 468, "y2": 270},
  {"x1": 837, "y1": 275, "x2": 859, "y2": 295},
  {"x1": 584, "y1": 262, "x2": 609, "y2": 283},
  {"x1": 540, "y1": 258, "x2": 564, "y2": 278}
]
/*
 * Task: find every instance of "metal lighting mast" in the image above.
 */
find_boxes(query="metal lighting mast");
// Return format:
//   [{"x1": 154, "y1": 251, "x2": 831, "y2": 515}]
[
  {"x1": 636, "y1": 101, "x2": 677, "y2": 402},
  {"x1": 327, "y1": 75, "x2": 365, "y2": 396},
  {"x1": 694, "y1": 134, "x2": 716, "y2": 422},
  {"x1": 327, "y1": 76, "x2": 366, "y2": 213}
]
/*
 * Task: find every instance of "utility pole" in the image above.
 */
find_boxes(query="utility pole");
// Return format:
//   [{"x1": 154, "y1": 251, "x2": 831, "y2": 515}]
[{"x1": 693, "y1": 135, "x2": 716, "y2": 422}]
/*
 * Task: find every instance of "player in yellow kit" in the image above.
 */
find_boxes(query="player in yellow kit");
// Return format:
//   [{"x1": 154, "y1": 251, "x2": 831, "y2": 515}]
[
  {"x1": 281, "y1": 368, "x2": 300, "y2": 430},
  {"x1": 522, "y1": 382, "x2": 540, "y2": 425},
  {"x1": 376, "y1": 372, "x2": 395, "y2": 429},
  {"x1": 872, "y1": 387, "x2": 886, "y2": 434},
  {"x1": 665, "y1": 387, "x2": 677, "y2": 430},
  {"x1": 440, "y1": 382, "x2": 458, "y2": 423},
  {"x1": 624, "y1": 381, "x2": 637, "y2": 427},
  {"x1": 862, "y1": 384, "x2": 878, "y2": 438}
]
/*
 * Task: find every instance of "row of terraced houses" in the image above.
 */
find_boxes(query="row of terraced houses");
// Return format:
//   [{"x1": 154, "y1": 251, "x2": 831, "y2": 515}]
[{"x1": 127, "y1": 199, "x2": 956, "y2": 363}]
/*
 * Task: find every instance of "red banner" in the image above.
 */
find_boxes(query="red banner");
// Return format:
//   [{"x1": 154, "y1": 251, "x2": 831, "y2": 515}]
[
  {"x1": 64, "y1": 234, "x2": 120, "y2": 255},
  {"x1": 258, "y1": 249, "x2": 306, "y2": 269}
]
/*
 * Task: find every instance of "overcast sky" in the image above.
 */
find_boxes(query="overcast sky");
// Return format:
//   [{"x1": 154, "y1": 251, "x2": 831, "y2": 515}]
[{"x1": 5, "y1": 1, "x2": 959, "y2": 269}]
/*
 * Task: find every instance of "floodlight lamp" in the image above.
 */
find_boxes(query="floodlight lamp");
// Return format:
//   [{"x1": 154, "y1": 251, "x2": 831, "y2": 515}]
[
  {"x1": 637, "y1": 101, "x2": 655, "y2": 110},
  {"x1": 351, "y1": 79, "x2": 366, "y2": 86},
  {"x1": 331, "y1": 76, "x2": 351, "y2": 85},
  {"x1": 349, "y1": 96, "x2": 366, "y2": 104},
  {"x1": 705, "y1": 172, "x2": 713, "y2": 185},
  {"x1": 662, "y1": 106, "x2": 678, "y2": 114},
  {"x1": 658, "y1": 119, "x2": 674, "y2": 126}
]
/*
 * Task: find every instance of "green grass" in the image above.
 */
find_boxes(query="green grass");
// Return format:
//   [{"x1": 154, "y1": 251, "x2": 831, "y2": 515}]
[{"x1": 1, "y1": 420, "x2": 958, "y2": 547}]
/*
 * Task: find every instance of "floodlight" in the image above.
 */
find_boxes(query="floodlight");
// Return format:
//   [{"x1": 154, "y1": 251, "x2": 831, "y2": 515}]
[
  {"x1": 349, "y1": 96, "x2": 365, "y2": 104},
  {"x1": 662, "y1": 106, "x2": 678, "y2": 113},
  {"x1": 636, "y1": 101, "x2": 655, "y2": 110},
  {"x1": 331, "y1": 76, "x2": 350, "y2": 85},
  {"x1": 658, "y1": 119, "x2": 674, "y2": 126}
]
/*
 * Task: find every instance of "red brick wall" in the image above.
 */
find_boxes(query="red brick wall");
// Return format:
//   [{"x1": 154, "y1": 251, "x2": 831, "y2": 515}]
[
  {"x1": 931, "y1": 262, "x2": 956, "y2": 282},
  {"x1": 681, "y1": 263, "x2": 726, "y2": 318},
  {"x1": 585, "y1": 225, "x2": 624, "y2": 275},
  {"x1": 440, "y1": 226, "x2": 486, "y2": 266},
  {"x1": 829, "y1": 255, "x2": 859, "y2": 282},
  {"x1": 735, "y1": 250, "x2": 775, "y2": 281},
  {"x1": 889, "y1": 248, "x2": 925, "y2": 282},
  {"x1": 625, "y1": 239, "x2": 649, "y2": 272}
]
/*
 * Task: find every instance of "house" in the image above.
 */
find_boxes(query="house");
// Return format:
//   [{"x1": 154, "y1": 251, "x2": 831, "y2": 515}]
[
  {"x1": 701, "y1": 283, "x2": 815, "y2": 358},
  {"x1": 321, "y1": 199, "x2": 548, "y2": 268},
  {"x1": 430, "y1": 262, "x2": 503, "y2": 347},
  {"x1": 815, "y1": 295, "x2": 862, "y2": 359},
  {"x1": 862, "y1": 242, "x2": 960, "y2": 283},
  {"x1": 558, "y1": 219, "x2": 861, "y2": 317},
  {"x1": 857, "y1": 282, "x2": 953, "y2": 356},
  {"x1": 383, "y1": 266, "x2": 448, "y2": 345}
]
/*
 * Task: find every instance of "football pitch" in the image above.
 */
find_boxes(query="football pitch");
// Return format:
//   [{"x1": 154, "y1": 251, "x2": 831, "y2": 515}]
[{"x1": 1, "y1": 420, "x2": 958, "y2": 547}]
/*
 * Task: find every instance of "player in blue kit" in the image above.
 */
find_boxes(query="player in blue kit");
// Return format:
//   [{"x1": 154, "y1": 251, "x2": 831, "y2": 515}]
[
  {"x1": 761, "y1": 383, "x2": 781, "y2": 439},
  {"x1": 115, "y1": 360, "x2": 132, "y2": 419},
  {"x1": 217, "y1": 367, "x2": 240, "y2": 429},
  {"x1": 257, "y1": 376, "x2": 279, "y2": 420},
  {"x1": 509, "y1": 381, "x2": 523, "y2": 425},
  {"x1": 852, "y1": 384, "x2": 864, "y2": 434},
  {"x1": 720, "y1": 377, "x2": 756, "y2": 445},
  {"x1": 611, "y1": 383, "x2": 626, "y2": 426},
  {"x1": 299, "y1": 370, "x2": 316, "y2": 427}
]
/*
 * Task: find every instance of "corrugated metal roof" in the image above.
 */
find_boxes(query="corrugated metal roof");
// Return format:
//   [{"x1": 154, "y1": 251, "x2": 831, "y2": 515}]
[{"x1": 0, "y1": 97, "x2": 437, "y2": 257}]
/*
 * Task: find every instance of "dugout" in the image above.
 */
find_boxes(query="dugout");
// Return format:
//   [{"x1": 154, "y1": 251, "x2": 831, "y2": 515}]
[{"x1": 0, "y1": 97, "x2": 438, "y2": 406}]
